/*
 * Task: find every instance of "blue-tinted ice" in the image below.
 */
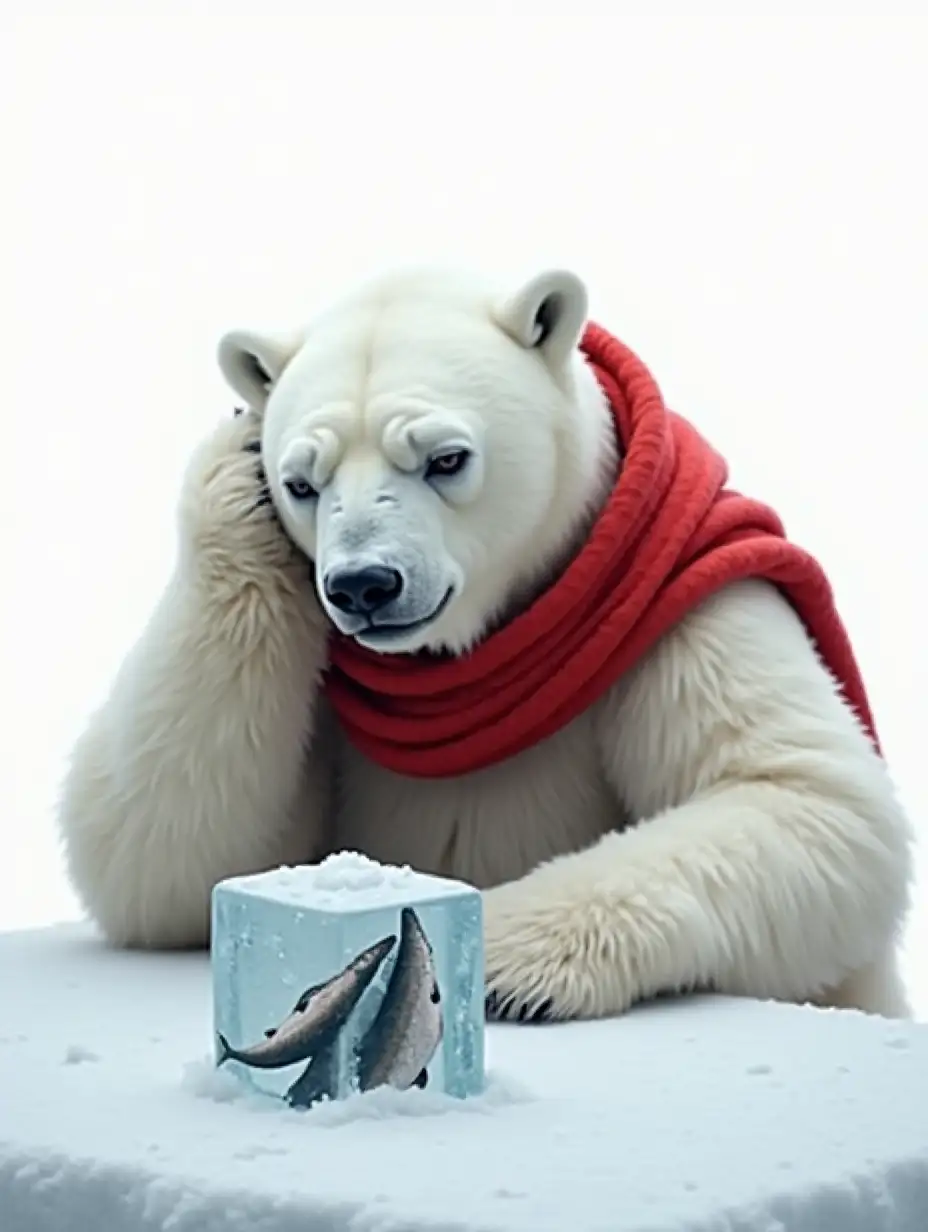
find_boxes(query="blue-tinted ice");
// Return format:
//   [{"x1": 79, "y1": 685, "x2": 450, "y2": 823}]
[{"x1": 211, "y1": 852, "x2": 485, "y2": 1108}]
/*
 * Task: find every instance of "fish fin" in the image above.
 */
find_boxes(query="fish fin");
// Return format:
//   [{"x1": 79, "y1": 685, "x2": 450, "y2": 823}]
[
  {"x1": 292, "y1": 980, "x2": 326, "y2": 1014},
  {"x1": 215, "y1": 1033, "x2": 234, "y2": 1066},
  {"x1": 264, "y1": 1027, "x2": 277, "y2": 1039},
  {"x1": 413, "y1": 1068, "x2": 428, "y2": 1090},
  {"x1": 430, "y1": 979, "x2": 441, "y2": 1004},
  {"x1": 378, "y1": 933, "x2": 398, "y2": 956}
]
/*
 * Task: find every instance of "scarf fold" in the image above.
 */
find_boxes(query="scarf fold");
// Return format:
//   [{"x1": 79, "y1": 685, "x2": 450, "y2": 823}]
[{"x1": 324, "y1": 323, "x2": 879, "y2": 778}]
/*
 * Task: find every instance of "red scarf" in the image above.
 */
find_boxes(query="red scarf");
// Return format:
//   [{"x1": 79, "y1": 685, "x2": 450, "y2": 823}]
[{"x1": 324, "y1": 323, "x2": 879, "y2": 778}]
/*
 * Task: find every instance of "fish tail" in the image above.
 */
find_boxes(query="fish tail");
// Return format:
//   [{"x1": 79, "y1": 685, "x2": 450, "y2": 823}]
[
  {"x1": 215, "y1": 1032, "x2": 234, "y2": 1066},
  {"x1": 287, "y1": 1045, "x2": 338, "y2": 1110}
]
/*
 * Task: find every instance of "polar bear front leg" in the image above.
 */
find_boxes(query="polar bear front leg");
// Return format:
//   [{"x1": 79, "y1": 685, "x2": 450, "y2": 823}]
[
  {"x1": 483, "y1": 579, "x2": 913, "y2": 1022},
  {"x1": 58, "y1": 411, "x2": 331, "y2": 950}
]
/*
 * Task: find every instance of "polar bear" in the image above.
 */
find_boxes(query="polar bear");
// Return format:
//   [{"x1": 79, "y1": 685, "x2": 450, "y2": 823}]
[{"x1": 58, "y1": 266, "x2": 913, "y2": 1022}]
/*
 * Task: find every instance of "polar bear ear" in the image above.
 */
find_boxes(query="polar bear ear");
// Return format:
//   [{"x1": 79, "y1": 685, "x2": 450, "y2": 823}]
[
  {"x1": 217, "y1": 329, "x2": 303, "y2": 412},
  {"x1": 493, "y1": 270, "x2": 589, "y2": 369}
]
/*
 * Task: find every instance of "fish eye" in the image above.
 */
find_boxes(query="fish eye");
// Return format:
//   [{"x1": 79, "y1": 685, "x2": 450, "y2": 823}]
[{"x1": 424, "y1": 449, "x2": 471, "y2": 480}]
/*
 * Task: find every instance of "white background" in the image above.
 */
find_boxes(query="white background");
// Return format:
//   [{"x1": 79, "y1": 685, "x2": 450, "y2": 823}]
[{"x1": 2, "y1": 8, "x2": 925, "y2": 1013}]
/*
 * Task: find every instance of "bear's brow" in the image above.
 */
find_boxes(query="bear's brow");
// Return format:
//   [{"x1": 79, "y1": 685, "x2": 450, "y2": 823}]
[{"x1": 294, "y1": 401, "x2": 357, "y2": 436}]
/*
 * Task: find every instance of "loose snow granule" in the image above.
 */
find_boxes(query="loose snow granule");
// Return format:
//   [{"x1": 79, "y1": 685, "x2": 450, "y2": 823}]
[
  {"x1": 181, "y1": 1057, "x2": 246, "y2": 1103},
  {"x1": 311, "y1": 850, "x2": 387, "y2": 892},
  {"x1": 62, "y1": 1045, "x2": 100, "y2": 1065}
]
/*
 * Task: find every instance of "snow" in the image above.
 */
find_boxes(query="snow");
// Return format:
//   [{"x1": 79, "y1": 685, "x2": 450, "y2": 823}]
[
  {"x1": 2, "y1": 924, "x2": 928, "y2": 1232},
  {"x1": 238, "y1": 852, "x2": 417, "y2": 903},
  {"x1": 291, "y1": 851, "x2": 392, "y2": 893},
  {"x1": 227, "y1": 854, "x2": 471, "y2": 914}
]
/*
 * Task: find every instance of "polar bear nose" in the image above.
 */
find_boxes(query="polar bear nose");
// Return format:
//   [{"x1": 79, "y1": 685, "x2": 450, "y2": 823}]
[{"x1": 324, "y1": 566, "x2": 404, "y2": 616}]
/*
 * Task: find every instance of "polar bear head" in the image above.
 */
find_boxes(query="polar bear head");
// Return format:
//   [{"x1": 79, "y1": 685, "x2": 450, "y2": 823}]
[{"x1": 218, "y1": 267, "x2": 616, "y2": 655}]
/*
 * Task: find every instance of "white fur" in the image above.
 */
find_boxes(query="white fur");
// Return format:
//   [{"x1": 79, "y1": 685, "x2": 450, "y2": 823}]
[
  {"x1": 58, "y1": 414, "x2": 334, "y2": 949},
  {"x1": 59, "y1": 266, "x2": 913, "y2": 1021},
  {"x1": 223, "y1": 267, "x2": 615, "y2": 655}
]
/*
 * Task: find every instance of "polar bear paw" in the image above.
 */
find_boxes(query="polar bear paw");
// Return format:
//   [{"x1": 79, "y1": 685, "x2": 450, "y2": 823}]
[
  {"x1": 482, "y1": 877, "x2": 637, "y2": 1025},
  {"x1": 178, "y1": 408, "x2": 305, "y2": 577}
]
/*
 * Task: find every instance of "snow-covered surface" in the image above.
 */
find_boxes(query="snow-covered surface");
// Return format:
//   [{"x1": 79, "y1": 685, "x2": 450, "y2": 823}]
[
  {"x1": 227, "y1": 851, "x2": 471, "y2": 910},
  {"x1": 2, "y1": 924, "x2": 928, "y2": 1231}
]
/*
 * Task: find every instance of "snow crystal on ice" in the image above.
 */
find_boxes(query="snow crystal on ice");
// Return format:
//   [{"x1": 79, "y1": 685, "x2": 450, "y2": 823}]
[{"x1": 227, "y1": 852, "x2": 422, "y2": 907}]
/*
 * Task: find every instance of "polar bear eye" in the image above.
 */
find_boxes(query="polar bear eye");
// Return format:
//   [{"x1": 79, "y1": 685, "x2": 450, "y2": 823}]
[
  {"x1": 283, "y1": 477, "x2": 317, "y2": 502},
  {"x1": 425, "y1": 450, "x2": 471, "y2": 480}
]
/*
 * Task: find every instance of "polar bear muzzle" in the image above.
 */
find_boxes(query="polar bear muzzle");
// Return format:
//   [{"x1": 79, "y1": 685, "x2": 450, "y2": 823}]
[
  {"x1": 323, "y1": 561, "x2": 455, "y2": 647},
  {"x1": 311, "y1": 467, "x2": 464, "y2": 651}
]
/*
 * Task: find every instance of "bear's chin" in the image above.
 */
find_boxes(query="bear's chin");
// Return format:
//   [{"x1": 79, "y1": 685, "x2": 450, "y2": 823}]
[
  {"x1": 351, "y1": 627, "x2": 430, "y2": 655},
  {"x1": 349, "y1": 618, "x2": 450, "y2": 657}
]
